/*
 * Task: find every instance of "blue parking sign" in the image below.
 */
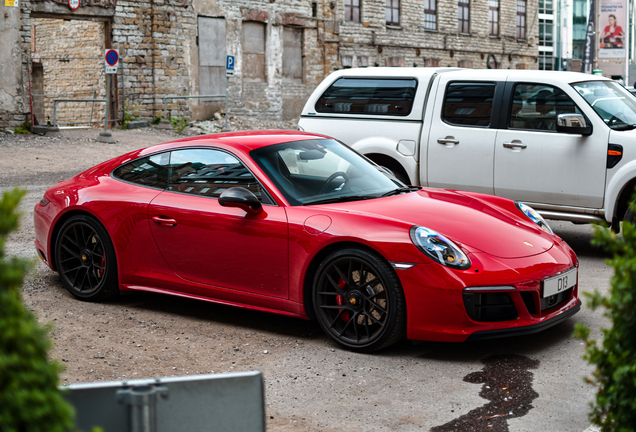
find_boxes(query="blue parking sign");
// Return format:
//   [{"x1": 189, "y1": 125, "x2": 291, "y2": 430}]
[{"x1": 226, "y1": 55, "x2": 235, "y2": 77}]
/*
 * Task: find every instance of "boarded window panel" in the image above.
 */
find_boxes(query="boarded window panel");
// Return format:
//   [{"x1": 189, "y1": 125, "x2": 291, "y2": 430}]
[
  {"x1": 198, "y1": 17, "x2": 226, "y2": 95},
  {"x1": 243, "y1": 21, "x2": 266, "y2": 82},
  {"x1": 283, "y1": 27, "x2": 303, "y2": 84}
]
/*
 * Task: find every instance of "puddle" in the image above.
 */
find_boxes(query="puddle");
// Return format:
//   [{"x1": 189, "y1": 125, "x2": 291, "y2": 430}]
[{"x1": 431, "y1": 354, "x2": 540, "y2": 432}]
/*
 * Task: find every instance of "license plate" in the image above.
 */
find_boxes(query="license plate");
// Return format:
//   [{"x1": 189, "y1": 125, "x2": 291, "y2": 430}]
[{"x1": 542, "y1": 267, "x2": 577, "y2": 298}]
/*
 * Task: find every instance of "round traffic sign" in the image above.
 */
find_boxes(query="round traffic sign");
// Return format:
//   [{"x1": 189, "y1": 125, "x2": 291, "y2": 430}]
[
  {"x1": 105, "y1": 49, "x2": 119, "y2": 66},
  {"x1": 69, "y1": 0, "x2": 80, "y2": 10}
]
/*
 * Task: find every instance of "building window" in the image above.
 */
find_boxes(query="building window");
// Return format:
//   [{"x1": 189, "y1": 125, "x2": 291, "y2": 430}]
[
  {"x1": 386, "y1": 0, "x2": 400, "y2": 26},
  {"x1": 386, "y1": 56, "x2": 405, "y2": 67},
  {"x1": 345, "y1": 0, "x2": 361, "y2": 22},
  {"x1": 242, "y1": 21, "x2": 266, "y2": 82},
  {"x1": 458, "y1": 59, "x2": 473, "y2": 68},
  {"x1": 358, "y1": 56, "x2": 369, "y2": 67},
  {"x1": 458, "y1": 0, "x2": 470, "y2": 33},
  {"x1": 517, "y1": 0, "x2": 527, "y2": 40},
  {"x1": 283, "y1": 27, "x2": 303, "y2": 83},
  {"x1": 489, "y1": 0, "x2": 499, "y2": 36},
  {"x1": 425, "y1": 58, "x2": 440, "y2": 67},
  {"x1": 424, "y1": 0, "x2": 437, "y2": 30},
  {"x1": 341, "y1": 55, "x2": 353, "y2": 68}
]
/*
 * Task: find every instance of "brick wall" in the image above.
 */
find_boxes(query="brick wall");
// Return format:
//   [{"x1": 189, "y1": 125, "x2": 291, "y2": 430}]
[{"x1": 2, "y1": 0, "x2": 539, "y2": 129}]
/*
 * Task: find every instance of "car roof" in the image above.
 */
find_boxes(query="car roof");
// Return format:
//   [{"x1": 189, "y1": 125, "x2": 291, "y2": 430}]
[{"x1": 140, "y1": 130, "x2": 328, "y2": 156}]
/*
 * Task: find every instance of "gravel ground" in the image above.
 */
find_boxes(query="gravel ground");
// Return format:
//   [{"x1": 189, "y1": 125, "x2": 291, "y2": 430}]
[{"x1": 1, "y1": 119, "x2": 603, "y2": 432}]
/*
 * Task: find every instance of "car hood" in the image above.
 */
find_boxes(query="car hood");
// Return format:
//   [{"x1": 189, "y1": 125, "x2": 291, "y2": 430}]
[{"x1": 324, "y1": 189, "x2": 554, "y2": 259}]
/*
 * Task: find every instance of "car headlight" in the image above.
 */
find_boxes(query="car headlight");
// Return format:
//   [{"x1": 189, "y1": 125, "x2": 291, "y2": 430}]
[
  {"x1": 410, "y1": 226, "x2": 471, "y2": 270},
  {"x1": 515, "y1": 202, "x2": 554, "y2": 235}
]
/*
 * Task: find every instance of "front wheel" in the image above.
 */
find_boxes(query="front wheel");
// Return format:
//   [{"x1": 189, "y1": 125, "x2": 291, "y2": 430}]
[
  {"x1": 55, "y1": 215, "x2": 119, "y2": 301},
  {"x1": 312, "y1": 248, "x2": 406, "y2": 352}
]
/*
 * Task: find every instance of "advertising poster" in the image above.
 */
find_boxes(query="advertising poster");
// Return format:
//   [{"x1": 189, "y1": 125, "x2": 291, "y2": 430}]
[
  {"x1": 4, "y1": 0, "x2": 18, "y2": 6},
  {"x1": 598, "y1": 0, "x2": 627, "y2": 58}
]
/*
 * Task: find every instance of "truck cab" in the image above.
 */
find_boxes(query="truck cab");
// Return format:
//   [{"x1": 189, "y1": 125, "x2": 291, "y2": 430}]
[{"x1": 299, "y1": 67, "x2": 636, "y2": 229}]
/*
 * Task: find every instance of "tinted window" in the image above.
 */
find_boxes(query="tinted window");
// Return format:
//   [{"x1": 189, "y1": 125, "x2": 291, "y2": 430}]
[
  {"x1": 113, "y1": 153, "x2": 171, "y2": 189},
  {"x1": 510, "y1": 83, "x2": 580, "y2": 131},
  {"x1": 315, "y1": 78, "x2": 417, "y2": 116},
  {"x1": 167, "y1": 148, "x2": 269, "y2": 202},
  {"x1": 442, "y1": 82, "x2": 496, "y2": 126}
]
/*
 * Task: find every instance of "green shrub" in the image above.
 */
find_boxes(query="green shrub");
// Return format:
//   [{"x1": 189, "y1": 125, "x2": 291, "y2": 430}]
[
  {"x1": 13, "y1": 121, "x2": 31, "y2": 135},
  {"x1": 574, "y1": 217, "x2": 636, "y2": 431},
  {"x1": 169, "y1": 117, "x2": 189, "y2": 133},
  {"x1": 0, "y1": 189, "x2": 75, "y2": 432}
]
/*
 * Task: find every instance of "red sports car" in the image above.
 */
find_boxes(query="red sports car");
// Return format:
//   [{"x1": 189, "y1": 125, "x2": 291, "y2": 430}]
[{"x1": 34, "y1": 130, "x2": 580, "y2": 352}]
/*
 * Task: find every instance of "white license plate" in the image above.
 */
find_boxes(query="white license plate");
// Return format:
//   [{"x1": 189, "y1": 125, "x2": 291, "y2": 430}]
[{"x1": 542, "y1": 267, "x2": 577, "y2": 298}]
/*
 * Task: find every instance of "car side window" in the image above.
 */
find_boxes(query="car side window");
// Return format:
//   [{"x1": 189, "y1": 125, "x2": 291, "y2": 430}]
[
  {"x1": 315, "y1": 78, "x2": 417, "y2": 116},
  {"x1": 509, "y1": 83, "x2": 581, "y2": 131},
  {"x1": 442, "y1": 82, "x2": 496, "y2": 127},
  {"x1": 112, "y1": 152, "x2": 171, "y2": 189},
  {"x1": 167, "y1": 148, "x2": 270, "y2": 203}
]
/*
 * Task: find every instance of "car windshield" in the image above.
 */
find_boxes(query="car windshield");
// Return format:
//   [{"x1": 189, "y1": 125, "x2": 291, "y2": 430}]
[
  {"x1": 250, "y1": 139, "x2": 405, "y2": 205},
  {"x1": 572, "y1": 80, "x2": 636, "y2": 130}
]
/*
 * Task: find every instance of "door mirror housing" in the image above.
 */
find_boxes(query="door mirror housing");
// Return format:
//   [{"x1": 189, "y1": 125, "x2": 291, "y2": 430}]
[
  {"x1": 556, "y1": 114, "x2": 593, "y2": 135},
  {"x1": 219, "y1": 187, "x2": 263, "y2": 215}
]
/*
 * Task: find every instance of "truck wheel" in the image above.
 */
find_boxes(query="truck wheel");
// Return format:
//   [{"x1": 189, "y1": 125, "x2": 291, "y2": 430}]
[{"x1": 624, "y1": 203, "x2": 636, "y2": 228}]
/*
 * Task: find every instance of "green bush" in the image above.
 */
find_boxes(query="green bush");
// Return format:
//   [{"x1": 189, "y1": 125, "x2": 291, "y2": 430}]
[
  {"x1": 574, "y1": 217, "x2": 636, "y2": 431},
  {"x1": 169, "y1": 117, "x2": 189, "y2": 133},
  {"x1": 0, "y1": 189, "x2": 75, "y2": 432}
]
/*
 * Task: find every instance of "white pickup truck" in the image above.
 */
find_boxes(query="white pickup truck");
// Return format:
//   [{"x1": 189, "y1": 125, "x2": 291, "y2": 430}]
[{"x1": 298, "y1": 67, "x2": 636, "y2": 229}]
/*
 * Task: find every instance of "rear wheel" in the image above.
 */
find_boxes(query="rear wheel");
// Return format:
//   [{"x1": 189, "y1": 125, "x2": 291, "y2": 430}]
[
  {"x1": 313, "y1": 248, "x2": 406, "y2": 352},
  {"x1": 55, "y1": 215, "x2": 119, "y2": 301}
]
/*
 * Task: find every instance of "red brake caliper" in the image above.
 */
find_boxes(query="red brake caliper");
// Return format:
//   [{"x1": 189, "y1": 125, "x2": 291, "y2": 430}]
[
  {"x1": 336, "y1": 278, "x2": 350, "y2": 322},
  {"x1": 98, "y1": 257, "x2": 105, "y2": 278}
]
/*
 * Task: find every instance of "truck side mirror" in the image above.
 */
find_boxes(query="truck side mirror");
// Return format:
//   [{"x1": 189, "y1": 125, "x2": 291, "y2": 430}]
[{"x1": 556, "y1": 114, "x2": 593, "y2": 136}]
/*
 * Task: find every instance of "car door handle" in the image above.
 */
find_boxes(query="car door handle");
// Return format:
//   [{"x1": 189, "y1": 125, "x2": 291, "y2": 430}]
[
  {"x1": 152, "y1": 216, "x2": 177, "y2": 227},
  {"x1": 503, "y1": 142, "x2": 527, "y2": 149},
  {"x1": 437, "y1": 138, "x2": 459, "y2": 145}
]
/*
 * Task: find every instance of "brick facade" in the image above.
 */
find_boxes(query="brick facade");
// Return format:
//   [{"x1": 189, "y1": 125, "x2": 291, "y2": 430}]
[{"x1": 1, "y1": 0, "x2": 539, "y2": 129}]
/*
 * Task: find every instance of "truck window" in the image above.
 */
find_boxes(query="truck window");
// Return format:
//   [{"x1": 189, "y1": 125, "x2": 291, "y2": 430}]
[
  {"x1": 442, "y1": 82, "x2": 496, "y2": 126},
  {"x1": 315, "y1": 78, "x2": 417, "y2": 116},
  {"x1": 509, "y1": 83, "x2": 580, "y2": 131}
]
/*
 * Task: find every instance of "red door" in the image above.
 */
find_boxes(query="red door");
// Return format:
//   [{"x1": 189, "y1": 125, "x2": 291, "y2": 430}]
[{"x1": 148, "y1": 191, "x2": 289, "y2": 299}]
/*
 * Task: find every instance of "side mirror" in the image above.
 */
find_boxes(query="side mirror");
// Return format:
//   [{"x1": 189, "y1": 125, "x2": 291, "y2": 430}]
[
  {"x1": 219, "y1": 187, "x2": 263, "y2": 216},
  {"x1": 556, "y1": 114, "x2": 593, "y2": 135}
]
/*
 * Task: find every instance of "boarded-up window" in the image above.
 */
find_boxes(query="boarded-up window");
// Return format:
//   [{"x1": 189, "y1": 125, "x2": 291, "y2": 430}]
[
  {"x1": 198, "y1": 17, "x2": 226, "y2": 96},
  {"x1": 283, "y1": 27, "x2": 303, "y2": 83},
  {"x1": 243, "y1": 21, "x2": 266, "y2": 82},
  {"x1": 386, "y1": 56, "x2": 405, "y2": 67}
]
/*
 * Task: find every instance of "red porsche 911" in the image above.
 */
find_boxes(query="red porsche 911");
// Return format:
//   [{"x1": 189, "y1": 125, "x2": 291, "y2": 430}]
[{"x1": 34, "y1": 130, "x2": 580, "y2": 352}]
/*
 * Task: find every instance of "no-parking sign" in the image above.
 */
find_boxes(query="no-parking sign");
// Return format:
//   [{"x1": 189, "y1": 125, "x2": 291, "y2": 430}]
[
  {"x1": 69, "y1": 0, "x2": 80, "y2": 10},
  {"x1": 105, "y1": 49, "x2": 119, "y2": 74}
]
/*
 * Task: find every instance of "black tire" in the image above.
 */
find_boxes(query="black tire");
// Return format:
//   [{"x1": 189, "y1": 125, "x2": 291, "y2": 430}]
[
  {"x1": 312, "y1": 248, "x2": 406, "y2": 352},
  {"x1": 55, "y1": 214, "x2": 119, "y2": 301}
]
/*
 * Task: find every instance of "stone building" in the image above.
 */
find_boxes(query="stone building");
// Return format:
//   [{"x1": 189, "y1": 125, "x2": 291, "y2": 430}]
[{"x1": 0, "y1": 0, "x2": 539, "y2": 130}]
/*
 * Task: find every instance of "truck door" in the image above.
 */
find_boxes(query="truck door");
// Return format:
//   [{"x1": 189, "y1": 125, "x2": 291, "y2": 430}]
[
  {"x1": 425, "y1": 77, "x2": 500, "y2": 194},
  {"x1": 494, "y1": 82, "x2": 606, "y2": 209}
]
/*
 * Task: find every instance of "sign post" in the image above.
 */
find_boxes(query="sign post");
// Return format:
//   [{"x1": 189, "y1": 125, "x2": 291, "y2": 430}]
[
  {"x1": 224, "y1": 55, "x2": 234, "y2": 131},
  {"x1": 97, "y1": 49, "x2": 119, "y2": 143}
]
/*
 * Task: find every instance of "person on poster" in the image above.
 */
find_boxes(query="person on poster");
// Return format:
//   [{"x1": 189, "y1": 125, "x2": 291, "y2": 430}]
[{"x1": 600, "y1": 14, "x2": 624, "y2": 47}]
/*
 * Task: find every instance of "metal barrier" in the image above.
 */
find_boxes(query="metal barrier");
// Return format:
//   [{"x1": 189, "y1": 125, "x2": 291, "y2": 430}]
[{"x1": 52, "y1": 98, "x2": 108, "y2": 126}]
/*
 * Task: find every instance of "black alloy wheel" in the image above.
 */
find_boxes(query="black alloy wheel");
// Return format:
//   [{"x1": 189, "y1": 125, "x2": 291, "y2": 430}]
[
  {"x1": 55, "y1": 215, "x2": 119, "y2": 301},
  {"x1": 313, "y1": 248, "x2": 406, "y2": 352}
]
